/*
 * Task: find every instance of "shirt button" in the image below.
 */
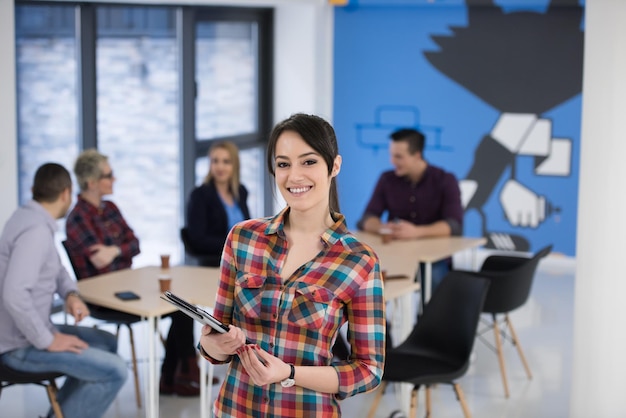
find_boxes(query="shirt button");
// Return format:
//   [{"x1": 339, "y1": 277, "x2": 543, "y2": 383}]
[
  {"x1": 409, "y1": 196, "x2": 416, "y2": 202},
  {"x1": 280, "y1": 285, "x2": 285, "y2": 290},
  {"x1": 273, "y1": 313, "x2": 278, "y2": 319},
  {"x1": 269, "y1": 342, "x2": 274, "y2": 348},
  {"x1": 410, "y1": 212, "x2": 416, "y2": 218},
  {"x1": 264, "y1": 396, "x2": 269, "y2": 403}
]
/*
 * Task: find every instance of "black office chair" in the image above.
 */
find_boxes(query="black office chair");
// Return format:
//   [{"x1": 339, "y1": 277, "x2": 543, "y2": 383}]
[
  {"x1": 367, "y1": 271, "x2": 490, "y2": 418},
  {"x1": 61, "y1": 240, "x2": 145, "y2": 408},
  {"x1": 454, "y1": 245, "x2": 553, "y2": 398},
  {"x1": 180, "y1": 227, "x2": 218, "y2": 267},
  {"x1": 0, "y1": 361, "x2": 65, "y2": 418}
]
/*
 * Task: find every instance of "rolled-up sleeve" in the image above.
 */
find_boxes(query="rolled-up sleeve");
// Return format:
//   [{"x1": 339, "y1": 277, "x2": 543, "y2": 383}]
[
  {"x1": 332, "y1": 255, "x2": 385, "y2": 399},
  {"x1": 441, "y1": 172, "x2": 464, "y2": 236},
  {"x1": 198, "y1": 229, "x2": 237, "y2": 365}
]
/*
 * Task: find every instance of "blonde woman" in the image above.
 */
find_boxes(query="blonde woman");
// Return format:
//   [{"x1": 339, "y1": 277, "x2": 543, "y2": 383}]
[
  {"x1": 185, "y1": 141, "x2": 251, "y2": 267},
  {"x1": 65, "y1": 149, "x2": 201, "y2": 396}
]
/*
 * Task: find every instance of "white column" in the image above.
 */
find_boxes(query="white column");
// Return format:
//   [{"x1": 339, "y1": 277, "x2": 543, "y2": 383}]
[
  {"x1": 272, "y1": 1, "x2": 333, "y2": 213},
  {"x1": 571, "y1": 1, "x2": 626, "y2": 416},
  {"x1": 273, "y1": 1, "x2": 333, "y2": 122},
  {"x1": 0, "y1": 0, "x2": 18, "y2": 226}
]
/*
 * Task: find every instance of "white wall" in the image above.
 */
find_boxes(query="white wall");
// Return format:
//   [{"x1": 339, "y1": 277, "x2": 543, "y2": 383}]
[
  {"x1": 274, "y1": 2, "x2": 334, "y2": 122},
  {"x1": 0, "y1": 0, "x2": 17, "y2": 227},
  {"x1": 571, "y1": 1, "x2": 626, "y2": 416},
  {"x1": 0, "y1": 0, "x2": 333, "y2": 225},
  {"x1": 272, "y1": 2, "x2": 333, "y2": 211}
]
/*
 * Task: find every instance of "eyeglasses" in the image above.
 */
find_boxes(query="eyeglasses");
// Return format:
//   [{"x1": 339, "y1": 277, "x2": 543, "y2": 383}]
[{"x1": 99, "y1": 171, "x2": 114, "y2": 180}]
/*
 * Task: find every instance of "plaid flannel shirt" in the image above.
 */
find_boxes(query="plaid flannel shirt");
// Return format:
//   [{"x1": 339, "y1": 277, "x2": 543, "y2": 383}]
[
  {"x1": 203, "y1": 207, "x2": 386, "y2": 417},
  {"x1": 65, "y1": 195, "x2": 140, "y2": 279}
]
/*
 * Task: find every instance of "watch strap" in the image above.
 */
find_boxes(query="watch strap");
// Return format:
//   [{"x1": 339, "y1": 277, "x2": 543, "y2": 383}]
[{"x1": 65, "y1": 290, "x2": 81, "y2": 300}]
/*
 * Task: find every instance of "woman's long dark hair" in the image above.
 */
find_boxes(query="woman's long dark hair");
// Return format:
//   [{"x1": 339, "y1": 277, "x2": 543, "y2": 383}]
[{"x1": 267, "y1": 113, "x2": 340, "y2": 213}]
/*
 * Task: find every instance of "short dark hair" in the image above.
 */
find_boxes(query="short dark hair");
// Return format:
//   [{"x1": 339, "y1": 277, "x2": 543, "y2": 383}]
[
  {"x1": 390, "y1": 128, "x2": 425, "y2": 154},
  {"x1": 32, "y1": 163, "x2": 72, "y2": 203},
  {"x1": 267, "y1": 113, "x2": 341, "y2": 213}
]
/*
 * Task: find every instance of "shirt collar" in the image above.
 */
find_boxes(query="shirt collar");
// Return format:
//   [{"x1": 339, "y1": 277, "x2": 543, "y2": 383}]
[
  {"x1": 77, "y1": 194, "x2": 104, "y2": 214},
  {"x1": 400, "y1": 164, "x2": 431, "y2": 185},
  {"x1": 265, "y1": 206, "x2": 348, "y2": 247},
  {"x1": 25, "y1": 200, "x2": 58, "y2": 234}
]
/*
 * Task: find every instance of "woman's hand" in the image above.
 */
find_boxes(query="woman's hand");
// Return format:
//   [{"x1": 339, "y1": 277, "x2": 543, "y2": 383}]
[
  {"x1": 236, "y1": 345, "x2": 291, "y2": 386},
  {"x1": 88, "y1": 244, "x2": 120, "y2": 268},
  {"x1": 199, "y1": 324, "x2": 246, "y2": 360}
]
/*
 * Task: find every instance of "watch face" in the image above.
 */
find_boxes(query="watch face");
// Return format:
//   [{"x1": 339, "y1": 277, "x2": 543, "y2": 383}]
[{"x1": 280, "y1": 378, "x2": 295, "y2": 388}]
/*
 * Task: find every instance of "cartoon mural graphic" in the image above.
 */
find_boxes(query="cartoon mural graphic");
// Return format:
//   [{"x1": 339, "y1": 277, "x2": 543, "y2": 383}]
[
  {"x1": 423, "y1": 0, "x2": 584, "y2": 251},
  {"x1": 355, "y1": 105, "x2": 450, "y2": 154}
]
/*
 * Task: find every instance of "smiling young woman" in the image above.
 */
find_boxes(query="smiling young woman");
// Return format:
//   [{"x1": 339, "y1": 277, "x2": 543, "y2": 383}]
[{"x1": 198, "y1": 113, "x2": 386, "y2": 417}]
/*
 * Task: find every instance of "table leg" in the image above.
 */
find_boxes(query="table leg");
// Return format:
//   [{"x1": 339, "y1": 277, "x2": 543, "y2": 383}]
[
  {"x1": 471, "y1": 247, "x2": 479, "y2": 270},
  {"x1": 200, "y1": 355, "x2": 215, "y2": 418},
  {"x1": 199, "y1": 310, "x2": 215, "y2": 418},
  {"x1": 424, "y1": 262, "x2": 433, "y2": 303},
  {"x1": 145, "y1": 315, "x2": 158, "y2": 418},
  {"x1": 394, "y1": 291, "x2": 417, "y2": 413},
  {"x1": 200, "y1": 355, "x2": 206, "y2": 418}
]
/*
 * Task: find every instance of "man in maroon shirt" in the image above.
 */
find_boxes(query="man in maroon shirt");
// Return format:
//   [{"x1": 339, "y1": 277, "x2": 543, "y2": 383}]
[{"x1": 357, "y1": 128, "x2": 463, "y2": 304}]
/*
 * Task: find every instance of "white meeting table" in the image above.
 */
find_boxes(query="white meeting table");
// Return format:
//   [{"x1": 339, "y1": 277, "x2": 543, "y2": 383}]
[
  {"x1": 352, "y1": 232, "x2": 487, "y2": 303},
  {"x1": 77, "y1": 265, "x2": 219, "y2": 418}
]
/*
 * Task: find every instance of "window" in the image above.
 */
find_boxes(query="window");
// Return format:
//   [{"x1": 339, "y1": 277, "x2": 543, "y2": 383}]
[
  {"x1": 195, "y1": 21, "x2": 258, "y2": 139},
  {"x1": 15, "y1": 3, "x2": 273, "y2": 269},
  {"x1": 96, "y1": 6, "x2": 180, "y2": 266},
  {"x1": 15, "y1": 5, "x2": 78, "y2": 205}
]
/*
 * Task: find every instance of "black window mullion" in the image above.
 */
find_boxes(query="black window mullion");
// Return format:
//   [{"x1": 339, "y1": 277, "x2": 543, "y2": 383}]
[
  {"x1": 76, "y1": 4, "x2": 97, "y2": 150},
  {"x1": 178, "y1": 6, "x2": 196, "y2": 229},
  {"x1": 257, "y1": 9, "x2": 274, "y2": 217}
]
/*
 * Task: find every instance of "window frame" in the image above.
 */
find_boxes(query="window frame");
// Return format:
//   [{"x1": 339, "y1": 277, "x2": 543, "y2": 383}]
[{"x1": 14, "y1": 0, "x2": 274, "y2": 218}]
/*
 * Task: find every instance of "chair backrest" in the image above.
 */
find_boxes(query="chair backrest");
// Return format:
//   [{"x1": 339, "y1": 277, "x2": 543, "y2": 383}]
[
  {"x1": 61, "y1": 240, "x2": 83, "y2": 280},
  {"x1": 180, "y1": 227, "x2": 220, "y2": 267},
  {"x1": 480, "y1": 245, "x2": 553, "y2": 314},
  {"x1": 180, "y1": 227, "x2": 198, "y2": 256},
  {"x1": 399, "y1": 271, "x2": 490, "y2": 366}
]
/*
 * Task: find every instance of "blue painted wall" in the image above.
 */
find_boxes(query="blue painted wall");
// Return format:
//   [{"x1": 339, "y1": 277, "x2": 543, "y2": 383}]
[{"x1": 334, "y1": 0, "x2": 583, "y2": 256}]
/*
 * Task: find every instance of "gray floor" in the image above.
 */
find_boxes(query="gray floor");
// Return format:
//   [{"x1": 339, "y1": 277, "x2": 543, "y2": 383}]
[{"x1": 1, "y1": 256, "x2": 574, "y2": 418}]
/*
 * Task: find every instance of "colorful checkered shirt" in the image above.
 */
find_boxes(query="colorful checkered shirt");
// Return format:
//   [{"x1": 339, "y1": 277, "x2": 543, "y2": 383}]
[
  {"x1": 65, "y1": 195, "x2": 140, "y2": 279},
  {"x1": 202, "y1": 207, "x2": 386, "y2": 417}
]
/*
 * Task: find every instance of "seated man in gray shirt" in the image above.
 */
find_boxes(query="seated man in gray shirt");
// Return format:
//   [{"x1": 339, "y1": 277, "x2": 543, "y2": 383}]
[{"x1": 0, "y1": 163, "x2": 127, "y2": 418}]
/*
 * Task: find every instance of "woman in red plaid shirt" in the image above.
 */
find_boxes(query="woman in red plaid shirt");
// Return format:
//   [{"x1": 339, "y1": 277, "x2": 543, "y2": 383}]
[
  {"x1": 65, "y1": 149, "x2": 201, "y2": 396},
  {"x1": 199, "y1": 113, "x2": 386, "y2": 417}
]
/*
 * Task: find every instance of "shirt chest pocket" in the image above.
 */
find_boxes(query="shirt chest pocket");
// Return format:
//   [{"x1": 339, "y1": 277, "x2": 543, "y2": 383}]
[
  {"x1": 288, "y1": 283, "x2": 336, "y2": 330},
  {"x1": 234, "y1": 273, "x2": 266, "y2": 319}
]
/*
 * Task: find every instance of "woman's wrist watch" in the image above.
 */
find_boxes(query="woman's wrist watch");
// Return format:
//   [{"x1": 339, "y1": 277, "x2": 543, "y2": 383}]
[{"x1": 280, "y1": 364, "x2": 295, "y2": 388}]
